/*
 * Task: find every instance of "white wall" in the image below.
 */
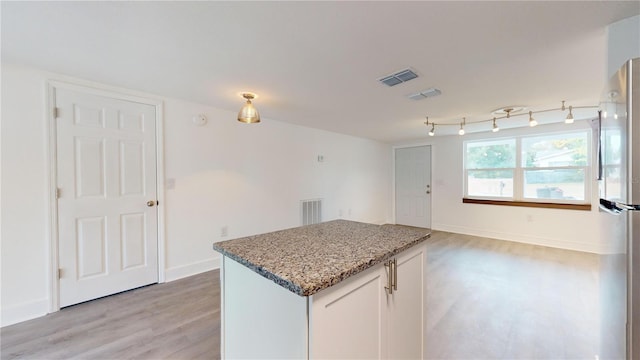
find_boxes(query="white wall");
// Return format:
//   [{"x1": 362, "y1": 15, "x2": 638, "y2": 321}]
[
  {"x1": 607, "y1": 15, "x2": 640, "y2": 78},
  {"x1": 0, "y1": 63, "x2": 392, "y2": 326},
  {"x1": 0, "y1": 64, "x2": 52, "y2": 327},
  {"x1": 162, "y1": 95, "x2": 392, "y2": 278},
  {"x1": 395, "y1": 121, "x2": 607, "y2": 254}
]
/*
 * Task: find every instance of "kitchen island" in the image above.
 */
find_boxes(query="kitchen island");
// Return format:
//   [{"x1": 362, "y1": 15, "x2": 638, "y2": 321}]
[{"x1": 212, "y1": 219, "x2": 430, "y2": 359}]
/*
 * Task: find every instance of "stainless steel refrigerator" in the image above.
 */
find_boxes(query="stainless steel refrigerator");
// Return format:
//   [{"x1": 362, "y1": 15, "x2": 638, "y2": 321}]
[{"x1": 599, "y1": 57, "x2": 639, "y2": 359}]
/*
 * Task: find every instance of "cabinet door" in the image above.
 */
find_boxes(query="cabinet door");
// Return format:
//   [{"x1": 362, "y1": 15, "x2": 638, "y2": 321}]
[
  {"x1": 387, "y1": 243, "x2": 426, "y2": 359},
  {"x1": 310, "y1": 264, "x2": 388, "y2": 359}
]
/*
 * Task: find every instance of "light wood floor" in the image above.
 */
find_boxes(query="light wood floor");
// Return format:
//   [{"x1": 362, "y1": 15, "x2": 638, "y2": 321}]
[
  {"x1": 1, "y1": 231, "x2": 598, "y2": 359},
  {"x1": 1, "y1": 271, "x2": 220, "y2": 359},
  {"x1": 425, "y1": 231, "x2": 598, "y2": 359}
]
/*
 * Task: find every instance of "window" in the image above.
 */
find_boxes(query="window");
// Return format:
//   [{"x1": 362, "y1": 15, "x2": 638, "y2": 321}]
[
  {"x1": 464, "y1": 131, "x2": 590, "y2": 206},
  {"x1": 465, "y1": 139, "x2": 515, "y2": 198}
]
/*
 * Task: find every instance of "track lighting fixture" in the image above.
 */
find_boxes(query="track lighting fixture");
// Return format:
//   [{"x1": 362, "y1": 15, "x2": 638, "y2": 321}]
[
  {"x1": 421, "y1": 101, "x2": 598, "y2": 136},
  {"x1": 528, "y1": 111, "x2": 537, "y2": 127},
  {"x1": 561, "y1": 100, "x2": 574, "y2": 124},
  {"x1": 565, "y1": 105, "x2": 574, "y2": 124},
  {"x1": 425, "y1": 117, "x2": 435, "y2": 136}
]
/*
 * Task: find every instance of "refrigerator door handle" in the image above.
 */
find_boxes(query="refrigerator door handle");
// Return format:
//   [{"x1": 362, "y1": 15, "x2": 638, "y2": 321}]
[
  {"x1": 600, "y1": 198, "x2": 640, "y2": 213},
  {"x1": 617, "y1": 203, "x2": 640, "y2": 211}
]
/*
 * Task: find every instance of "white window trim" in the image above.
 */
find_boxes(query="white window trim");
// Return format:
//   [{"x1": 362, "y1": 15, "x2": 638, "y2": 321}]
[{"x1": 464, "y1": 129, "x2": 592, "y2": 205}]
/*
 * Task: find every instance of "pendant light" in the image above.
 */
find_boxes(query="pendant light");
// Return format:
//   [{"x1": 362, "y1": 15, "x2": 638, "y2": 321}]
[
  {"x1": 237, "y1": 93, "x2": 260, "y2": 123},
  {"x1": 458, "y1": 118, "x2": 466, "y2": 135},
  {"x1": 428, "y1": 123, "x2": 435, "y2": 136}
]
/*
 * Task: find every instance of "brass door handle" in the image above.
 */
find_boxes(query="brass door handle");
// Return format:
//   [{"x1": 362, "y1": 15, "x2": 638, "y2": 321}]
[{"x1": 147, "y1": 200, "x2": 157, "y2": 207}]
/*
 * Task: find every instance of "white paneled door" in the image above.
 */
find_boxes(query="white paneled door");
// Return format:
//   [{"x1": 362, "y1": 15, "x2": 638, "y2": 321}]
[
  {"x1": 395, "y1": 146, "x2": 431, "y2": 228},
  {"x1": 55, "y1": 88, "x2": 158, "y2": 307}
]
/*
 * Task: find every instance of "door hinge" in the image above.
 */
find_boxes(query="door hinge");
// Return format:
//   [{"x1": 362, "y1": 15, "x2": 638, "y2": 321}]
[
  {"x1": 53, "y1": 107, "x2": 59, "y2": 119},
  {"x1": 56, "y1": 188, "x2": 61, "y2": 199},
  {"x1": 58, "y1": 268, "x2": 63, "y2": 279}
]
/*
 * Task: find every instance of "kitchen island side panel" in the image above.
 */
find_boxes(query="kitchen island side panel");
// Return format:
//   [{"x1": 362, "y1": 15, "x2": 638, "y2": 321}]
[{"x1": 221, "y1": 256, "x2": 308, "y2": 359}]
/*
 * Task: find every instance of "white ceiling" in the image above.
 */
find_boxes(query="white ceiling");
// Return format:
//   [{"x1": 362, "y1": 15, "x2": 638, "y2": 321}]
[{"x1": 2, "y1": 1, "x2": 639, "y2": 142}]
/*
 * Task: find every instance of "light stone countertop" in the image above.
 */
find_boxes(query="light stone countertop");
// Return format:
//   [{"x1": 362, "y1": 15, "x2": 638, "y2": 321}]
[{"x1": 212, "y1": 219, "x2": 431, "y2": 296}]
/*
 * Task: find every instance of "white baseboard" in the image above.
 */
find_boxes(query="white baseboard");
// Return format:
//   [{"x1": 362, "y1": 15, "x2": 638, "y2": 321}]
[
  {"x1": 164, "y1": 257, "x2": 221, "y2": 282},
  {"x1": 1, "y1": 298, "x2": 49, "y2": 328},
  {"x1": 432, "y1": 223, "x2": 602, "y2": 254}
]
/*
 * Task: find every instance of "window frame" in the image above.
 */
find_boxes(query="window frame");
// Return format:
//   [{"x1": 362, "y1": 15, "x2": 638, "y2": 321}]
[{"x1": 463, "y1": 129, "x2": 592, "y2": 207}]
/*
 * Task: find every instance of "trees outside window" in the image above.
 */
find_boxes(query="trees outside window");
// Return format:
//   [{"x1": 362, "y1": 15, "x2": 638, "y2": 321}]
[{"x1": 465, "y1": 131, "x2": 590, "y2": 203}]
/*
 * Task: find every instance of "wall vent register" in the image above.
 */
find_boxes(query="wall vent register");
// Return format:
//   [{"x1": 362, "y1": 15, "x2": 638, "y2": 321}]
[{"x1": 301, "y1": 199, "x2": 322, "y2": 226}]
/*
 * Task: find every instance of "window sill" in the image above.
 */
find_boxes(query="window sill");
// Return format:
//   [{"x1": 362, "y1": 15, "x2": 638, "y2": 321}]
[{"x1": 462, "y1": 198, "x2": 591, "y2": 211}]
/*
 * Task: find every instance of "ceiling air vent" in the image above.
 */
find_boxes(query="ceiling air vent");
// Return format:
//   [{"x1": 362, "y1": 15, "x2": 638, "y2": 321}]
[
  {"x1": 407, "y1": 88, "x2": 442, "y2": 100},
  {"x1": 379, "y1": 68, "x2": 418, "y2": 87}
]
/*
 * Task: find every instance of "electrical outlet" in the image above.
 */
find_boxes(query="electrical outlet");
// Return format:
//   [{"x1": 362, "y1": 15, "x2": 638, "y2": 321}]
[{"x1": 221, "y1": 226, "x2": 228, "y2": 237}]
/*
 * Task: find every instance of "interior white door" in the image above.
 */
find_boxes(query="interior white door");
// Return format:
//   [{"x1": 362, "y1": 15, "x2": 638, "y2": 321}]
[
  {"x1": 55, "y1": 87, "x2": 158, "y2": 307},
  {"x1": 395, "y1": 146, "x2": 431, "y2": 228}
]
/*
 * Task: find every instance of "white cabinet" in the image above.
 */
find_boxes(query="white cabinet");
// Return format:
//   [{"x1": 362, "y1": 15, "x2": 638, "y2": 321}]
[
  {"x1": 220, "y1": 241, "x2": 427, "y2": 359},
  {"x1": 309, "y1": 258, "x2": 389, "y2": 359},
  {"x1": 387, "y1": 244, "x2": 426, "y2": 358},
  {"x1": 310, "y1": 242, "x2": 426, "y2": 359}
]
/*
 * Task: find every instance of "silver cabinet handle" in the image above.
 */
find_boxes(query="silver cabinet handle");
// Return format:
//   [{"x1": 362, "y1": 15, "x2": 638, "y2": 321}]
[
  {"x1": 385, "y1": 260, "x2": 393, "y2": 295},
  {"x1": 392, "y1": 258, "x2": 397, "y2": 291},
  {"x1": 384, "y1": 258, "x2": 398, "y2": 294}
]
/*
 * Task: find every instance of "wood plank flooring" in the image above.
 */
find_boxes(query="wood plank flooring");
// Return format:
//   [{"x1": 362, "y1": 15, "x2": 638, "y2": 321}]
[
  {"x1": 425, "y1": 231, "x2": 598, "y2": 359},
  {"x1": 1, "y1": 231, "x2": 599, "y2": 359},
  {"x1": 1, "y1": 271, "x2": 220, "y2": 360}
]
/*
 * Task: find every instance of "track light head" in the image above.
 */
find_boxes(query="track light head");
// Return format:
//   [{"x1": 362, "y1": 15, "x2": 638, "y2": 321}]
[
  {"x1": 565, "y1": 105, "x2": 574, "y2": 124},
  {"x1": 528, "y1": 111, "x2": 538, "y2": 127}
]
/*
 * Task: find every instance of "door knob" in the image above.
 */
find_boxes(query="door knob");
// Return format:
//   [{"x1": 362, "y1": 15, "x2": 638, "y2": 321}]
[{"x1": 147, "y1": 200, "x2": 157, "y2": 207}]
